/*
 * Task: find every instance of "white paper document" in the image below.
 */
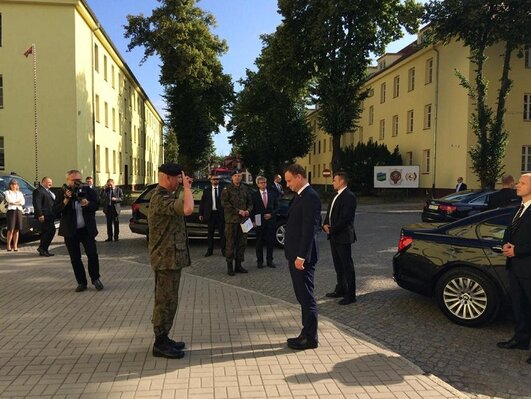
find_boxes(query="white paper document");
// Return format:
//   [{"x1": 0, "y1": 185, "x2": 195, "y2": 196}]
[
  {"x1": 254, "y1": 214, "x2": 262, "y2": 227},
  {"x1": 240, "y1": 218, "x2": 254, "y2": 233}
]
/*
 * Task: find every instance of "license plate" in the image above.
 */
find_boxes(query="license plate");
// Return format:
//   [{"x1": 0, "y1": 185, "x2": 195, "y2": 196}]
[{"x1": 428, "y1": 204, "x2": 438, "y2": 210}]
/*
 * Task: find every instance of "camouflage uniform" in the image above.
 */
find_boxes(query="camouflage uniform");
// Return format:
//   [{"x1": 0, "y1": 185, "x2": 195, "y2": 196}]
[
  {"x1": 148, "y1": 185, "x2": 190, "y2": 337},
  {"x1": 221, "y1": 183, "x2": 253, "y2": 264}
]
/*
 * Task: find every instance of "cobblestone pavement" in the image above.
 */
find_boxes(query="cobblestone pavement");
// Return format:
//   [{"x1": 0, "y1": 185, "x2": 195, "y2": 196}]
[
  {"x1": 0, "y1": 212, "x2": 464, "y2": 399},
  {"x1": 3, "y1": 205, "x2": 531, "y2": 399}
]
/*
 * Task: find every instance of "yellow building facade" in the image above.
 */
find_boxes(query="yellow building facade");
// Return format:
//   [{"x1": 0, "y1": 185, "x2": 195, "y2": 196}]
[
  {"x1": 0, "y1": 0, "x2": 164, "y2": 188},
  {"x1": 300, "y1": 34, "x2": 531, "y2": 190}
]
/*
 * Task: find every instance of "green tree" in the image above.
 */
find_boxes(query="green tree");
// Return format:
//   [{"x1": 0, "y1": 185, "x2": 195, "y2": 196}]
[
  {"x1": 163, "y1": 128, "x2": 179, "y2": 163},
  {"x1": 424, "y1": 0, "x2": 531, "y2": 188},
  {"x1": 267, "y1": 0, "x2": 423, "y2": 171},
  {"x1": 124, "y1": 0, "x2": 234, "y2": 173},
  {"x1": 339, "y1": 140, "x2": 402, "y2": 194},
  {"x1": 229, "y1": 68, "x2": 313, "y2": 180}
]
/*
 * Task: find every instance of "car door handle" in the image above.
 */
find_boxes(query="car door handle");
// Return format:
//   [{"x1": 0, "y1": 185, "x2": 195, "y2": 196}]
[{"x1": 491, "y1": 246, "x2": 503, "y2": 253}]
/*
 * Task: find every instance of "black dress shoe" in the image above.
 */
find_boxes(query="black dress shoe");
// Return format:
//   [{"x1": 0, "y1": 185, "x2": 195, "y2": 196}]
[
  {"x1": 204, "y1": 251, "x2": 213, "y2": 257},
  {"x1": 75, "y1": 284, "x2": 87, "y2": 292},
  {"x1": 257, "y1": 263, "x2": 264, "y2": 269},
  {"x1": 325, "y1": 291, "x2": 344, "y2": 298},
  {"x1": 338, "y1": 297, "x2": 357, "y2": 305},
  {"x1": 114, "y1": 237, "x2": 119, "y2": 242},
  {"x1": 287, "y1": 337, "x2": 318, "y2": 350},
  {"x1": 497, "y1": 338, "x2": 529, "y2": 350},
  {"x1": 267, "y1": 263, "x2": 276, "y2": 268},
  {"x1": 235, "y1": 266, "x2": 248, "y2": 273},
  {"x1": 105, "y1": 238, "x2": 113, "y2": 242},
  {"x1": 287, "y1": 335, "x2": 304, "y2": 345},
  {"x1": 46, "y1": 251, "x2": 55, "y2": 257},
  {"x1": 527, "y1": 357, "x2": 531, "y2": 365},
  {"x1": 93, "y1": 279, "x2": 104, "y2": 291}
]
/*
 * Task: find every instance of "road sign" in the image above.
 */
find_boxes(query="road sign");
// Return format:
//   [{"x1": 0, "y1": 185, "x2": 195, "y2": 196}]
[{"x1": 322, "y1": 168, "x2": 332, "y2": 178}]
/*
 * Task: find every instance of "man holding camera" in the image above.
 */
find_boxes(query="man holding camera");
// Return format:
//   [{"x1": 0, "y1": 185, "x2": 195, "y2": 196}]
[{"x1": 53, "y1": 169, "x2": 103, "y2": 292}]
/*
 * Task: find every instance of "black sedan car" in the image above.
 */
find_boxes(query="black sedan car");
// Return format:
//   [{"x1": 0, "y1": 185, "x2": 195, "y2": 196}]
[
  {"x1": 0, "y1": 174, "x2": 41, "y2": 244},
  {"x1": 129, "y1": 179, "x2": 289, "y2": 247},
  {"x1": 421, "y1": 190, "x2": 495, "y2": 222},
  {"x1": 393, "y1": 206, "x2": 517, "y2": 327}
]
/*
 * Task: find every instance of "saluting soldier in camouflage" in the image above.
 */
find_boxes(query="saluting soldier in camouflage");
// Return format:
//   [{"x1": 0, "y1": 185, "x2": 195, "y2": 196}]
[
  {"x1": 221, "y1": 170, "x2": 253, "y2": 276},
  {"x1": 148, "y1": 163, "x2": 194, "y2": 359}
]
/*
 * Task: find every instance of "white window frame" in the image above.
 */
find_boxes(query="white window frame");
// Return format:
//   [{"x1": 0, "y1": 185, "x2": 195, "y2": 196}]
[
  {"x1": 393, "y1": 75, "x2": 400, "y2": 98},
  {"x1": 422, "y1": 149, "x2": 430, "y2": 174},
  {"x1": 424, "y1": 104, "x2": 432, "y2": 129},
  {"x1": 525, "y1": 46, "x2": 531, "y2": 69},
  {"x1": 522, "y1": 146, "x2": 531, "y2": 172},
  {"x1": 407, "y1": 110, "x2": 414, "y2": 133},
  {"x1": 392, "y1": 115, "x2": 398, "y2": 137},
  {"x1": 425, "y1": 58, "x2": 433, "y2": 84},
  {"x1": 380, "y1": 82, "x2": 386, "y2": 103},
  {"x1": 379, "y1": 119, "x2": 385, "y2": 140},
  {"x1": 408, "y1": 67, "x2": 415, "y2": 92},
  {"x1": 524, "y1": 94, "x2": 531, "y2": 120},
  {"x1": 368, "y1": 105, "x2": 374, "y2": 125}
]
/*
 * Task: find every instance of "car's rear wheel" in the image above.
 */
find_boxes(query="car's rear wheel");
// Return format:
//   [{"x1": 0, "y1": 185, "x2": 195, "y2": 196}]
[
  {"x1": 435, "y1": 267, "x2": 500, "y2": 327},
  {"x1": 275, "y1": 223, "x2": 285, "y2": 248}
]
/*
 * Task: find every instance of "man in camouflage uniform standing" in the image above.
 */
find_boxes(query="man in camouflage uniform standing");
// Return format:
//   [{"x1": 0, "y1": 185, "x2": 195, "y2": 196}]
[
  {"x1": 148, "y1": 163, "x2": 193, "y2": 359},
  {"x1": 221, "y1": 170, "x2": 253, "y2": 276}
]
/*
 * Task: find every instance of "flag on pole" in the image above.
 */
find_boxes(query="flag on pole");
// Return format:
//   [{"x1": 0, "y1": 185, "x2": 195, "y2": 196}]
[{"x1": 23, "y1": 45, "x2": 33, "y2": 57}]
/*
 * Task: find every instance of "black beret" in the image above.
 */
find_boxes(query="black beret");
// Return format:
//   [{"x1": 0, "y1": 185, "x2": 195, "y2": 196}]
[
  {"x1": 231, "y1": 169, "x2": 242, "y2": 176},
  {"x1": 158, "y1": 163, "x2": 183, "y2": 176}
]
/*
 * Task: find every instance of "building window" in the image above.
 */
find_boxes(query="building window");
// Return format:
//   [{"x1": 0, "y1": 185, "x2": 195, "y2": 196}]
[
  {"x1": 406, "y1": 151, "x2": 413, "y2": 166},
  {"x1": 96, "y1": 145, "x2": 100, "y2": 172},
  {"x1": 393, "y1": 75, "x2": 400, "y2": 98},
  {"x1": 0, "y1": 75, "x2": 3, "y2": 108},
  {"x1": 0, "y1": 136, "x2": 4, "y2": 170},
  {"x1": 103, "y1": 55, "x2": 108, "y2": 81},
  {"x1": 329, "y1": 137, "x2": 332, "y2": 152},
  {"x1": 368, "y1": 105, "x2": 374, "y2": 125},
  {"x1": 392, "y1": 115, "x2": 399, "y2": 137},
  {"x1": 317, "y1": 164, "x2": 321, "y2": 177},
  {"x1": 407, "y1": 110, "x2": 414, "y2": 133},
  {"x1": 95, "y1": 95, "x2": 100, "y2": 123},
  {"x1": 318, "y1": 140, "x2": 321, "y2": 154},
  {"x1": 379, "y1": 119, "x2": 385, "y2": 140},
  {"x1": 113, "y1": 150, "x2": 116, "y2": 174},
  {"x1": 524, "y1": 94, "x2": 531, "y2": 120},
  {"x1": 522, "y1": 146, "x2": 531, "y2": 172},
  {"x1": 424, "y1": 104, "x2": 432, "y2": 129},
  {"x1": 105, "y1": 147, "x2": 109, "y2": 173},
  {"x1": 104, "y1": 102, "x2": 109, "y2": 127},
  {"x1": 94, "y1": 44, "x2": 99, "y2": 73},
  {"x1": 380, "y1": 82, "x2": 386, "y2": 103},
  {"x1": 422, "y1": 149, "x2": 430, "y2": 173},
  {"x1": 408, "y1": 67, "x2": 415, "y2": 92},
  {"x1": 112, "y1": 108, "x2": 116, "y2": 131},
  {"x1": 312, "y1": 164, "x2": 316, "y2": 178},
  {"x1": 111, "y1": 65, "x2": 115, "y2": 88},
  {"x1": 525, "y1": 46, "x2": 531, "y2": 68},
  {"x1": 425, "y1": 58, "x2": 433, "y2": 84},
  {"x1": 0, "y1": 13, "x2": 3, "y2": 47}
]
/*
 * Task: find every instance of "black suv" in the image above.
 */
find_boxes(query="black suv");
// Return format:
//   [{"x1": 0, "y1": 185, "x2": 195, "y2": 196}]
[
  {"x1": 129, "y1": 179, "x2": 289, "y2": 247},
  {"x1": 0, "y1": 174, "x2": 41, "y2": 244}
]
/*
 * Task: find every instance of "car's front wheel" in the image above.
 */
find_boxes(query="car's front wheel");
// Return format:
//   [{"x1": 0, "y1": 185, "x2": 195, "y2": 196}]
[
  {"x1": 275, "y1": 223, "x2": 285, "y2": 248},
  {"x1": 435, "y1": 267, "x2": 500, "y2": 327},
  {"x1": 0, "y1": 222, "x2": 7, "y2": 244}
]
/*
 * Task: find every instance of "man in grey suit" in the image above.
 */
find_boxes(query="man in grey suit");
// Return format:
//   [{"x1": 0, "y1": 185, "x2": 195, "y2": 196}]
[
  {"x1": 284, "y1": 164, "x2": 321, "y2": 350},
  {"x1": 323, "y1": 171, "x2": 357, "y2": 305}
]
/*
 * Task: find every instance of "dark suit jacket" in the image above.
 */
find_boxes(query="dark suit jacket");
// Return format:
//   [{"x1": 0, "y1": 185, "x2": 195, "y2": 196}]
[
  {"x1": 251, "y1": 188, "x2": 279, "y2": 225},
  {"x1": 32, "y1": 185, "x2": 55, "y2": 222},
  {"x1": 284, "y1": 185, "x2": 321, "y2": 264},
  {"x1": 100, "y1": 186, "x2": 124, "y2": 215},
  {"x1": 199, "y1": 186, "x2": 224, "y2": 222},
  {"x1": 53, "y1": 185, "x2": 99, "y2": 238},
  {"x1": 456, "y1": 182, "x2": 467, "y2": 192},
  {"x1": 487, "y1": 188, "x2": 519, "y2": 209},
  {"x1": 503, "y1": 205, "x2": 531, "y2": 278},
  {"x1": 323, "y1": 188, "x2": 357, "y2": 244}
]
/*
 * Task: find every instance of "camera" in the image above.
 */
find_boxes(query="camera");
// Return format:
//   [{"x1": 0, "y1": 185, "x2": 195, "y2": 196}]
[{"x1": 62, "y1": 180, "x2": 87, "y2": 201}]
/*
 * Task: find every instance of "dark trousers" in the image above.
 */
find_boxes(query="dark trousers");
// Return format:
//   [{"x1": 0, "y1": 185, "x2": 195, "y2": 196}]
[
  {"x1": 152, "y1": 269, "x2": 181, "y2": 337},
  {"x1": 64, "y1": 227, "x2": 100, "y2": 286},
  {"x1": 508, "y1": 270, "x2": 531, "y2": 343},
  {"x1": 38, "y1": 219, "x2": 56, "y2": 252},
  {"x1": 207, "y1": 211, "x2": 225, "y2": 253},
  {"x1": 330, "y1": 242, "x2": 356, "y2": 299},
  {"x1": 225, "y1": 223, "x2": 247, "y2": 262},
  {"x1": 255, "y1": 221, "x2": 275, "y2": 264},
  {"x1": 288, "y1": 260, "x2": 318, "y2": 343},
  {"x1": 105, "y1": 207, "x2": 119, "y2": 239}
]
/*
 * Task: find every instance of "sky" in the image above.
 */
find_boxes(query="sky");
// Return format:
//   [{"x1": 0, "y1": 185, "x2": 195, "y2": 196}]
[{"x1": 85, "y1": 0, "x2": 414, "y2": 156}]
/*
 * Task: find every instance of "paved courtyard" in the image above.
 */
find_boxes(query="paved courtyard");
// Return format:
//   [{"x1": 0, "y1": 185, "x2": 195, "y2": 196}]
[{"x1": 1, "y1": 203, "x2": 530, "y2": 398}]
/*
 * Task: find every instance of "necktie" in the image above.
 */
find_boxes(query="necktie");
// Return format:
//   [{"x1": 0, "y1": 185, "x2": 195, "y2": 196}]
[
  {"x1": 262, "y1": 191, "x2": 267, "y2": 208},
  {"x1": 511, "y1": 204, "x2": 525, "y2": 231}
]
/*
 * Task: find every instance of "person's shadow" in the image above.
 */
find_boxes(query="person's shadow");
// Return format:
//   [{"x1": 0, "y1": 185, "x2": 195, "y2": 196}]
[{"x1": 285, "y1": 353, "x2": 413, "y2": 386}]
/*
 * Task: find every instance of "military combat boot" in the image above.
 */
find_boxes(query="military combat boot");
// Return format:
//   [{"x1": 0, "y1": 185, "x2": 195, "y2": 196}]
[
  {"x1": 152, "y1": 334, "x2": 185, "y2": 359},
  {"x1": 227, "y1": 260, "x2": 235, "y2": 276},
  {"x1": 235, "y1": 260, "x2": 248, "y2": 273}
]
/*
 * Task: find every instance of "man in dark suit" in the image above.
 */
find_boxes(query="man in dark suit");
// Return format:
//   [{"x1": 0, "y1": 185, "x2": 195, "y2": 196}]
[
  {"x1": 322, "y1": 171, "x2": 357, "y2": 305},
  {"x1": 497, "y1": 173, "x2": 531, "y2": 365},
  {"x1": 455, "y1": 177, "x2": 467, "y2": 192},
  {"x1": 53, "y1": 169, "x2": 103, "y2": 292},
  {"x1": 199, "y1": 175, "x2": 225, "y2": 257},
  {"x1": 273, "y1": 174, "x2": 284, "y2": 198},
  {"x1": 251, "y1": 176, "x2": 279, "y2": 268},
  {"x1": 33, "y1": 176, "x2": 57, "y2": 257},
  {"x1": 487, "y1": 175, "x2": 519, "y2": 209},
  {"x1": 100, "y1": 179, "x2": 123, "y2": 242},
  {"x1": 284, "y1": 164, "x2": 321, "y2": 350}
]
